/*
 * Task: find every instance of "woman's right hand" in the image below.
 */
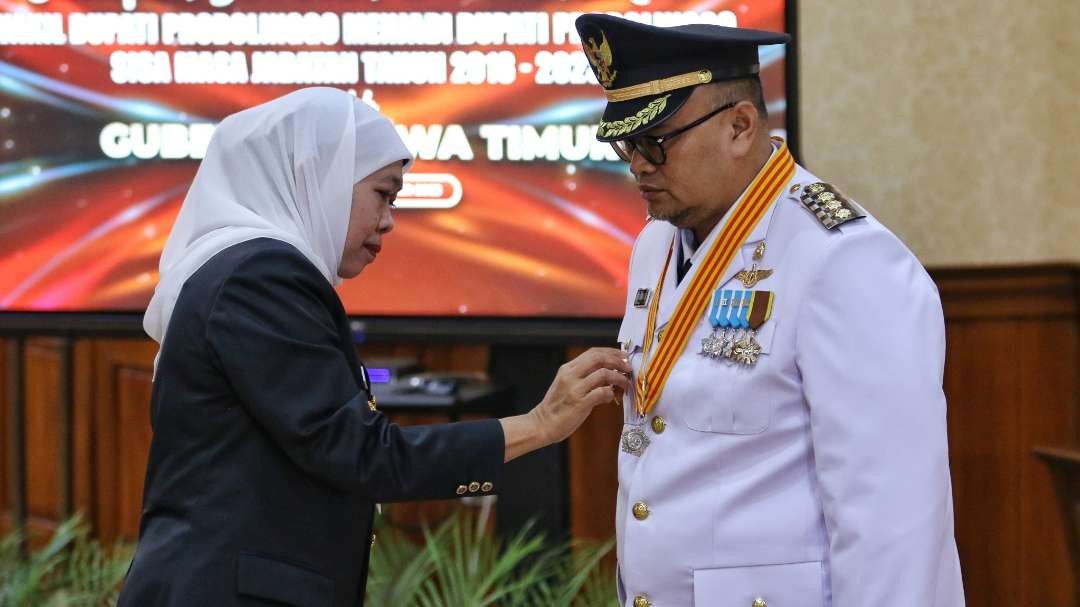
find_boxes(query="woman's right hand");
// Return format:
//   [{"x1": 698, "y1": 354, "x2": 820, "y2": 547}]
[{"x1": 501, "y1": 348, "x2": 631, "y2": 462}]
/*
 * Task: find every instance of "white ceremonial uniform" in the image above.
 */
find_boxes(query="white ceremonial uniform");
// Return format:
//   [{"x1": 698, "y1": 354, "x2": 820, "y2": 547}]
[{"x1": 615, "y1": 160, "x2": 965, "y2": 607}]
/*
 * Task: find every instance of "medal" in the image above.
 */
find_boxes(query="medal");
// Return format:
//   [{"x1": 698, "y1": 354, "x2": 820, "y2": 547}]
[
  {"x1": 621, "y1": 426, "x2": 650, "y2": 456},
  {"x1": 703, "y1": 289, "x2": 775, "y2": 366},
  {"x1": 727, "y1": 291, "x2": 774, "y2": 366},
  {"x1": 700, "y1": 330, "x2": 725, "y2": 358},
  {"x1": 723, "y1": 289, "x2": 745, "y2": 358},
  {"x1": 731, "y1": 335, "x2": 763, "y2": 365},
  {"x1": 701, "y1": 289, "x2": 729, "y2": 358}
]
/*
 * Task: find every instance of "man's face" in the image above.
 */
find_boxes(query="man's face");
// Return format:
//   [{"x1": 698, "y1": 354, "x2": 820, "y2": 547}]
[
  {"x1": 338, "y1": 161, "x2": 402, "y2": 279},
  {"x1": 628, "y1": 87, "x2": 740, "y2": 231}
]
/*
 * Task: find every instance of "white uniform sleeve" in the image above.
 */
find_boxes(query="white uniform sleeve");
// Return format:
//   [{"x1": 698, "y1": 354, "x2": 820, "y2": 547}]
[{"x1": 795, "y1": 227, "x2": 958, "y2": 605}]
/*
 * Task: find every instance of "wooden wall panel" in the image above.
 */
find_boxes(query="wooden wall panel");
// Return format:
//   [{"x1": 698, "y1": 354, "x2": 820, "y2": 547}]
[
  {"x1": 937, "y1": 267, "x2": 1079, "y2": 606},
  {"x1": 0, "y1": 338, "x2": 10, "y2": 532},
  {"x1": 1018, "y1": 319, "x2": 1077, "y2": 605},
  {"x1": 22, "y1": 338, "x2": 63, "y2": 537},
  {"x1": 114, "y1": 365, "x2": 154, "y2": 540},
  {"x1": 90, "y1": 339, "x2": 157, "y2": 544},
  {"x1": 944, "y1": 320, "x2": 1024, "y2": 605},
  {"x1": 72, "y1": 341, "x2": 96, "y2": 525}
]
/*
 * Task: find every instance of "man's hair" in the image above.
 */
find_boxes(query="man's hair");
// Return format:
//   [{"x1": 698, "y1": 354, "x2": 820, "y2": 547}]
[{"x1": 710, "y1": 77, "x2": 768, "y2": 119}]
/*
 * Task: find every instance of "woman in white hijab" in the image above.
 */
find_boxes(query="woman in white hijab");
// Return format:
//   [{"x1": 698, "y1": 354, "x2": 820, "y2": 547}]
[{"x1": 118, "y1": 88, "x2": 629, "y2": 607}]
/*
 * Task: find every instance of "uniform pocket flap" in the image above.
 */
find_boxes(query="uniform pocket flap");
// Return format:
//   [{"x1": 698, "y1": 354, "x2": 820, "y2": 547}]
[
  {"x1": 692, "y1": 560, "x2": 823, "y2": 607},
  {"x1": 236, "y1": 552, "x2": 335, "y2": 607}
]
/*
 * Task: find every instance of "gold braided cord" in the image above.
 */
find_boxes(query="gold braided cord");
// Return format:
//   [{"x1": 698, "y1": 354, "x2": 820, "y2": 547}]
[{"x1": 605, "y1": 69, "x2": 713, "y2": 102}]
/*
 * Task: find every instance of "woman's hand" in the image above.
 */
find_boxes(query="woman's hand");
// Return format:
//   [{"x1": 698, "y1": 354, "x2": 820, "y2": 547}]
[{"x1": 501, "y1": 348, "x2": 631, "y2": 462}]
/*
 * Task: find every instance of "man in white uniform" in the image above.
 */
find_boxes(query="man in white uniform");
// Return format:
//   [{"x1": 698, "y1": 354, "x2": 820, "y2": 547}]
[{"x1": 575, "y1": 14, "x2": 965, "y2": 607}]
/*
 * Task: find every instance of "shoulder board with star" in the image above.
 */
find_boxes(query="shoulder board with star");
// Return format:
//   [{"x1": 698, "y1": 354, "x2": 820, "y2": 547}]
[{"x1": 799, "y1": 182, "x2": 866, "y2": 230}]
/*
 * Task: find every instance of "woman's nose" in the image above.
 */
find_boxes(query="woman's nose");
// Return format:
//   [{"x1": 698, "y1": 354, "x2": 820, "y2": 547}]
[{"x1": 379, "y1": 208, "x2": 395, "y2": 234}]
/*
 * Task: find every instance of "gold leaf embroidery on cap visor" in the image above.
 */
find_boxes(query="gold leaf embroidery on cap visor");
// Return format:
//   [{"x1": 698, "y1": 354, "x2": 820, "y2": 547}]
[{"x1": 599, "y1": 95, "x2": 670, "y2": 138}]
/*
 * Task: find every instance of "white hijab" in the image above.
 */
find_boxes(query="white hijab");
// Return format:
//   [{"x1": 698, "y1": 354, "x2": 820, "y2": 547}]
[{"x1": 143, "y1": 87, "x2": 413, "y2": 353}]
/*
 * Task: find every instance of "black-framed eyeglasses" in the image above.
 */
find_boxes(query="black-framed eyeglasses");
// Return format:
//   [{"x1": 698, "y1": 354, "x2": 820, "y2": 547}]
[{"x1": 611, "y1": 101, "x2": 738, "y2": 166}]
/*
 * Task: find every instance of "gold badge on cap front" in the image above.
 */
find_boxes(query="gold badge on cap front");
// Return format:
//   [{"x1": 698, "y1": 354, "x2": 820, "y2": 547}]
[{"x1": 583, "y1": 31, "x2": 617, "y2": 88}]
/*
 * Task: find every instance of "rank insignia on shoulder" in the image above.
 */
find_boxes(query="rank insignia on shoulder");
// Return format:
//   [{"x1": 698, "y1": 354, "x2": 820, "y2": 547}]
[{"x1": 800, "y1": 182, "x2": 866, "y2": 230}]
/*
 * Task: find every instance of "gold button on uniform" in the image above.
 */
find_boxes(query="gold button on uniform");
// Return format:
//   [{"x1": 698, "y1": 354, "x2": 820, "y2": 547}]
[
  {"x1": 752, "y1": 598, "x2": 768, "y2": 607},
  {"x1": 468, "y1": 481, "x2": 481, "y2": 493},
  {"x1": 481, "y1": 481, "x2": 494, "y2": 492},
  {"x1": 632, "y1": 502, "x2": 650, "y2": 520},
  {"x1": 651, "y1": 416, "x2": 666, "y2": 434},
  {"x1": 456, "y1": 485, "x2": 468, "y2": 495},
  {"x1": 633, "y1": 595, "x2": 651, "y2": 607}
]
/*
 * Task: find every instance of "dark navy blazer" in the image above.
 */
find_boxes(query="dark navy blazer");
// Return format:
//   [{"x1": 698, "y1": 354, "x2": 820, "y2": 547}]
[{"x1": 117, "y1": 238, "x2": 504, "y2": 607}]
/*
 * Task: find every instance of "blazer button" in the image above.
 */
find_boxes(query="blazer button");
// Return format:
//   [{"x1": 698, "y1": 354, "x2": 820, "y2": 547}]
[
  {"x1": 456, "y1": 484, "x2": 468, "y2": 495},
  {"x1": 632, "y1": 502, "x2": 650, "y2": 520},
  {"x1": 468, "y1": 481, "x2": 481, "y2": 493},
  {"x1": 651, "y1": 416, "x2": 666, "y2": 434},
  {"x1": 481, "y1": 481, "x2": 494, "y2": 492},
  {"x1": 633, "y1": 595, "x2": 652, "y2": 607},
  {"x1": 752, "y1": 598, "x2": 768, "y2": 607}
]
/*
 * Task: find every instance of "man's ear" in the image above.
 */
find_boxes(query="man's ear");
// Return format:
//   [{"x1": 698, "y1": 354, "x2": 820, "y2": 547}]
[{"x1": 728, "y1": 101, "x2": 759, "y2": 155}]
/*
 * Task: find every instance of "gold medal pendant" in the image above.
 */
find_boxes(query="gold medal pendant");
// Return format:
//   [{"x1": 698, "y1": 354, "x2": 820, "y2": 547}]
[
  {"x1": 725, "y1": 291, "x2": 774, "y2": 367},
  {"x1": 730, "y1": 333, "x2": 763, "y2": 366}
]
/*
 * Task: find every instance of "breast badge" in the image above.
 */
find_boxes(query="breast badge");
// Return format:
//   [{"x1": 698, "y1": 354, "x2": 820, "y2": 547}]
[{"x1": 735, "y1": 240, "x2": 772, "y2": 288}]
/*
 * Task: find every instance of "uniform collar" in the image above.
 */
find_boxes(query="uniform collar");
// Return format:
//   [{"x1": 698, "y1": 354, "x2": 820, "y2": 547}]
[{"x1": 676, "y1": 228, "x2": 698, "y2": 267}]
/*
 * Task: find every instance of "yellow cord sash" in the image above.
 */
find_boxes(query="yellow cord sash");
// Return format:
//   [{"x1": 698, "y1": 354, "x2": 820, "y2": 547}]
[{"x1": 635, "y1": 140, "x2": 795, "y2": 416}]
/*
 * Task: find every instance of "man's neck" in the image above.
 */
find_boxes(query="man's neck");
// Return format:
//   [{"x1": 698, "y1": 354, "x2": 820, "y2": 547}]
[{"x1": 690, "y1": 139, "x2": 775, "y2": 243}]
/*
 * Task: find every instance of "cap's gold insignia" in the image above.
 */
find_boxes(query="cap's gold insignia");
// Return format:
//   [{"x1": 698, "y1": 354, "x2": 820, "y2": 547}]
[
  {"x1": 584, "y1": 31, "x2": 618, "y2": 88},
  {"x1": 599, "y1": 94, "x2": 670, "y2": 138},
  {"x1": 799, "y1": 182, "x2": 866, "y2": 230}
]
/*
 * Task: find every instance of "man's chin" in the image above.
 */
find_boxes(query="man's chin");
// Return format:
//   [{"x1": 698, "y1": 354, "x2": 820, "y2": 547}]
[{"x1": 648, "y1": 207, "x2": 693, "y2": 229}]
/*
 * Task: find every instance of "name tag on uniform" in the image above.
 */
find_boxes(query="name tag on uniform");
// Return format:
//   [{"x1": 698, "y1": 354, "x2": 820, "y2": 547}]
[{"x1": 633, "y1": 288, "x2": 650, "y2": 308}]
